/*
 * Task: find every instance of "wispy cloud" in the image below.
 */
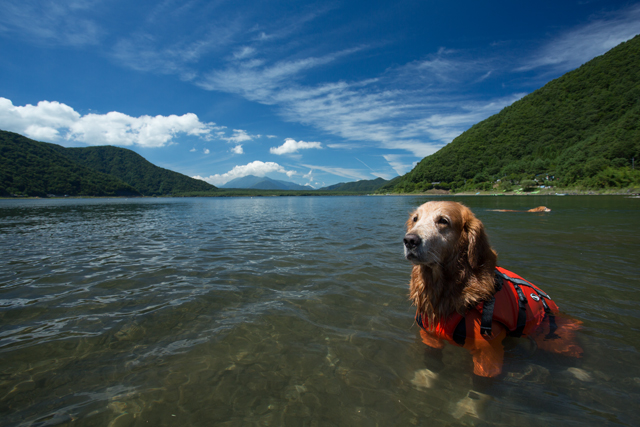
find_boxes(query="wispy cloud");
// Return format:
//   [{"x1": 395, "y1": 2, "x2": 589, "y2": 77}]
[
  {"x1": 0, "y1": 0, "x2": 103, "y2": 47},
  {"x1": 13, "y1": 0, "x2": 520, "y2": 160},
  {"x1": 193, "y1": 40, "x2": 515, "y2": 158},
  {"x1": 383, "y1": 154, "x2": 417, "y2": 176},
  {"x1": 111, "y1": 3, "x2": 248, "y2": 80},
  {"x1": 300, "y1": 163, "x2": 372, "y2": 181},
  {"x1": 197, "y1": 49, "x2": 360, "y2": 100},
  {"x1": 111, "y1": 30, "x2": 237, "y2": 81},
  {"x1": 234, "y1": 46, "x2": 256, "y2": 59},
  {"x1": 518, "y1": 4, "x2": 640, "y2": 72}
]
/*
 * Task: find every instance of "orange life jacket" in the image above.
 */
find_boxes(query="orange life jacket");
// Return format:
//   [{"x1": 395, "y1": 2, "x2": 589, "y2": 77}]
[{"x1": 415, "y1": 267, "x2": 560, "y2": 346}]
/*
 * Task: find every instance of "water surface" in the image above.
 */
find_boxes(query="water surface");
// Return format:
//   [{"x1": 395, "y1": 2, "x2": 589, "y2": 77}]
[{"x1": 1, "y1": 195, "x2": 639, "y2": 426}]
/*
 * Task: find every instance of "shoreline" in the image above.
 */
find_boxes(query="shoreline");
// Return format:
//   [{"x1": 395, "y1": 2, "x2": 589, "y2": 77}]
[
  {"x1": 2, "y1": 186, "x2": 640, "y2": 200},
  {"x1": 403, "y1": 187, "x2": 640, "y2": 197}
]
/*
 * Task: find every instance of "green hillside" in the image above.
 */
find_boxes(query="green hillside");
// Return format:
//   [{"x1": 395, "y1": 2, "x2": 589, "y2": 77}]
[
  {"x1": 0, "y1": 130, "x2": 140, "y2": 197},
  {"x1": 319, "y1": 177, "x2": 388, "y2": 192},
  {"x1": 387, "y1": 35, "x2": 640, "y2": 193},
  {"x1": 55, "y1": 145, "x2": 216, "y2": 196}
]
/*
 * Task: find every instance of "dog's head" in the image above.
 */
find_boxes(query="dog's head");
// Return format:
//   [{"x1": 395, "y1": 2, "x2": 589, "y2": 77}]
[{"x1": 403, "y1": 201, "x2": 496, "y2": 270}]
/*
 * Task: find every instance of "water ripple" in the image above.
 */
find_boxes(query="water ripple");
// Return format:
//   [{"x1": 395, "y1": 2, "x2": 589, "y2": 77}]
[{"x1": 1, "y1": 196, "x2": 639, "y2": 426}]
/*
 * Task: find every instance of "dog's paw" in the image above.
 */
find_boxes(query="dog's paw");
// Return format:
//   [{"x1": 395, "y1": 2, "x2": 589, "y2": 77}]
[
  {"x1": 451, "y1": 390, "x2": 492, "y2": 420},
  {"x1": 410, "y1": 368, "x2": 439, "y2": 389}
]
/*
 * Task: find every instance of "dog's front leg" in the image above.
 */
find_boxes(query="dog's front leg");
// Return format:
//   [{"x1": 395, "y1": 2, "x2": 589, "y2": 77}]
[
  {"x1": 419, "y1": 329, "x2": 446, "y2": 372},
  {"x1": 420, "y1": 328, "x2": 445, "y2": 349},
  {"x1": 464, "y1": 320, "x2": 507, "y2": 378}
]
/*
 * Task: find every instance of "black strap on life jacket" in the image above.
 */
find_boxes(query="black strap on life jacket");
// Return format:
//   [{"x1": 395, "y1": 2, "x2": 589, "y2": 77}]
[
  {"x1": 480, "y1": 297, "x2": 495, "y2": 337},
  {"x1": 510, "y1": 282, "x2": 528, "y2": 338},
  {"x1": 535, "y1": 290, "x2": 559, "y2": 339},
  {"x1": 479, "y1": 271, "x2": 503, "y2": 337}
]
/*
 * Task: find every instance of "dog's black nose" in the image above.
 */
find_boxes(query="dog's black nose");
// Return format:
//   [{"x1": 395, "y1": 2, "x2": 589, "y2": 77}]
[{"x1": 403, "y1": 234, "x2": 421, "y2": 249}]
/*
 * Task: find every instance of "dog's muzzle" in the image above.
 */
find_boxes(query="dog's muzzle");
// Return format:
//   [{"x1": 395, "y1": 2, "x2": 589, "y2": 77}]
[
  {"x1": 403, "y1": 233, "x2": 421, "y2": 250},
  {"x1": 404, "y1": 233, "x2": 423, "y2": 262}
]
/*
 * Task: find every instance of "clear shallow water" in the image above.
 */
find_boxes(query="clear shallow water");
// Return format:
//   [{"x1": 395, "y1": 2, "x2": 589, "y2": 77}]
[{"x1": 0, "y1": 195, "x2": 639, "y2": 426}]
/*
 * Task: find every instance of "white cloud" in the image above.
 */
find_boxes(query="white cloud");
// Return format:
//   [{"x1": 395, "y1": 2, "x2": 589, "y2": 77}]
[
  {"x1": 193, "y1": 161, "x2": 296, "y2": 186},
  {"x1": 0, "y1": 97, "x2": 215, "y2": 147},
  {"x1": 204, "y1": 148, "x2": 210, "y2": 154},
  {"x1": 190, "y1": 148, "x2": 196, "y2": 152},
  {"x1": 69, "y1": 111, "x2": 212, "y2": 147},
  {"x1": 0, "y1": 98, "x2": 80, "y2": 141},
  {"x1": 231, "y1": 145, "x2": 244, "y2": 154},
  {"x1": 270, "y1": 138, "x2": 322, "y2": 155},
  {"x1": 220, "y1": 129, "x2": 256, "y2": 144}
]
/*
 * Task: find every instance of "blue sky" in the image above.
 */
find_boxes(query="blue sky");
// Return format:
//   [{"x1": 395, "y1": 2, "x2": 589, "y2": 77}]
[{"x1": 1, "y1": 0, "x2": 640, "y2": 188}]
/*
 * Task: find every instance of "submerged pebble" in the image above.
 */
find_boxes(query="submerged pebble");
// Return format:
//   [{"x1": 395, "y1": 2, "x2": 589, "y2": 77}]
[
  {"x1": 567, "y1": 367, "x2": 593, "y2": 382},
  {"x1": 410, "y1": 369, "x2": 438, "y2": 389}
]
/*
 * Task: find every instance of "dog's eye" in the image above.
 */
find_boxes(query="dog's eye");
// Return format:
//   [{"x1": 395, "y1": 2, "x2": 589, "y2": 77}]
[
  {"x1": 437, "y1": 217, "x2": 449, "y2": 226},
  {"x1": 412, "y1": 216, "x2": 418, "y2": 222}
]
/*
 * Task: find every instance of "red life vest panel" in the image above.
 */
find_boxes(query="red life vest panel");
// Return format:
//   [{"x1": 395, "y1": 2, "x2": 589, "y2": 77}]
[{"x1": 415, "y1": 267, "x2": 559, "y2": 345}]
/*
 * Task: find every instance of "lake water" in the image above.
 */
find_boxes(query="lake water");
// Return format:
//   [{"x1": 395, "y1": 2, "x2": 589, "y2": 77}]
[{"x1": 1, "y1": 195, "x2": 639, "y2": 426}]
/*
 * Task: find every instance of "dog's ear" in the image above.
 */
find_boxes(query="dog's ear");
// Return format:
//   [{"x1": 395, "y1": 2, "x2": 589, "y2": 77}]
[{"x1": 463, "y1": 211, "x2": 495, "y2": 270}]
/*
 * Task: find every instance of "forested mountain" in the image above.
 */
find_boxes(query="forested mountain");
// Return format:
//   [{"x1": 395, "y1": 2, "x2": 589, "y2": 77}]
[
  {"x1": 54, "y1": 145, "x2": 216, "y2": 196},
  {"x1": 1, "y1": 130, "x2": 217, "y2": 197},
  {"x1": 319, "y1": 177, "x2": 389, "y2": 192},
  {"x1": 385, "y1": 35, "x2": 640, "y2": 193},
  {"x1": 0, "y1": 130, "x2": 140, "y2": 197}
]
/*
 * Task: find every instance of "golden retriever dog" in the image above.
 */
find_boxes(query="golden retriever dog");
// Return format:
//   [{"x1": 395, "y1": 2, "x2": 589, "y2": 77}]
[
  {"x1": 490, "y1": 206, "x2": 551, "y2": 212},
  {"x1": 404, "y1": 201, "x2": 581, "y2": 378}
]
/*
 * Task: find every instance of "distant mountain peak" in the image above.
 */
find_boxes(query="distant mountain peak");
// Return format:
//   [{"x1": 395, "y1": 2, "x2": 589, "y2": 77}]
[{"x1": 221, "y1": 175, "x2": 308, "y2": 190}]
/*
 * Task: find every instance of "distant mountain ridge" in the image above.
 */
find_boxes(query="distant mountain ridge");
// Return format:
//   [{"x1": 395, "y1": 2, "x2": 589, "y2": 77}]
[
  {"x1": 0, "y1": 130, "x2": 140, "y2": 197},
  {"x1": 54, "y1": 145, "x2": 216, "y2": 196},
  {"x1": 318, "y1": 177, "x2": 389, "y2": 192},
  {"x1": 221, "y1": 175, "x2": 309, "y2": 190},
  {"x1": 0, "y1": 130, "x2": 217, "y2": 197}
]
